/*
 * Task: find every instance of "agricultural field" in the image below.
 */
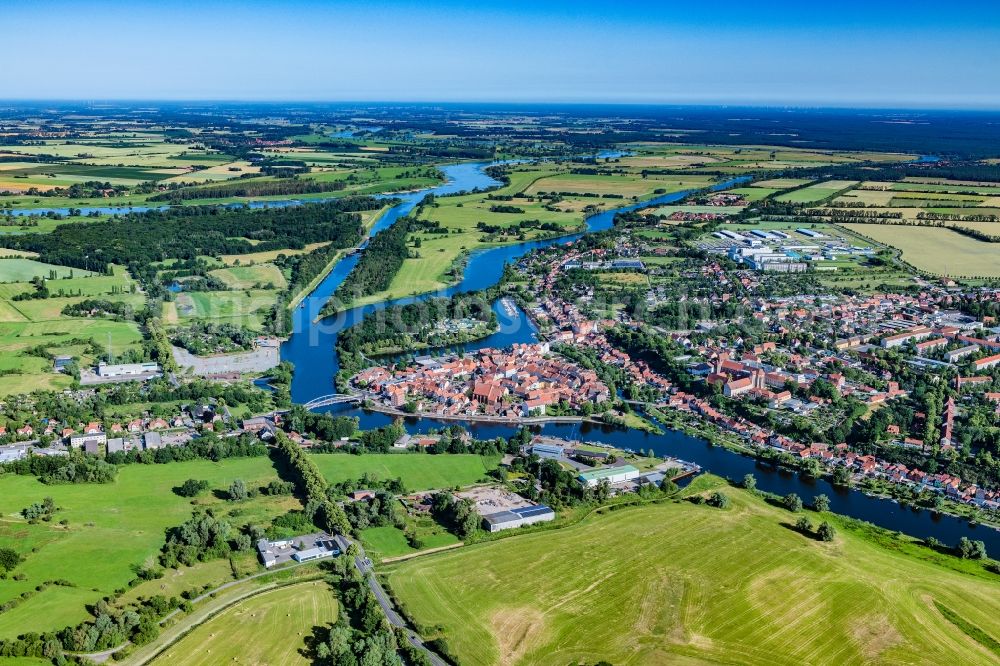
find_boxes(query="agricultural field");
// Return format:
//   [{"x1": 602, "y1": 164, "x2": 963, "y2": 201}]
[
  {"x1": 619, "y1": 144, "x2": 914, "y2": 175},
  {"x1": 814, "y1": 178, "x2": 1000, "y2": 222},
  {"x1": 387, "y1": 480, "x2": 1000, "y2": 666},
  {"x1": 0, "y1": 259, "x2": 93, "y2": 282},
  {"x1": 309, "y1": 453, "x2": 500, "y2": 492},
  {"x1": 0, "y1": 456, "x2": 293, "y2": 638},
  {"x1": 150, "y1": 581, "x2": 338, "y2": 666},
  {"x1": 172, "y1": 289, "x2": 281, "y2": 330},
  {"x1": 524, "y1": 173, "x2": 715, "y2": 199},
  {"x1": 208, "y1": 264, "x2": 288, "y2": 290},
  {"x1": 775, "y1": 180, "x2": 859, "y2": 203},
  {"x1": 218, "y1": 241, "x2": 332, "y2": 267},
  {"x1": 160, "y1": 160, "x2": 260, "y2": 184},
  {"x1": 0, "y1": 266, "x2": 142, "y2": 394},
  {"x1": 752, "y1": 178, "x2": 814, "y2": 189},
  {"x1": 726, "y1": 187, "x2": 778, "y2": 202},
  {"x1": 843, "y1": 224, "x2": 1000, "y2": 277},
  {"x1": 651, "y1": 204, "x2": 746, "y2": 216}
]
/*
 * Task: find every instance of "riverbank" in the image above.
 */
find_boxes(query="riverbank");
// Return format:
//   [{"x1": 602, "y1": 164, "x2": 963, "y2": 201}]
[
  {"x1": 287, "y1": 203, "x2": 393, "y2": 310},
  {"x1": 360, "y1": 401, "x2": 588, "y2": 425},
  {"x1": 643, "y1": 404, "x2": 1000, "y2": 532}
]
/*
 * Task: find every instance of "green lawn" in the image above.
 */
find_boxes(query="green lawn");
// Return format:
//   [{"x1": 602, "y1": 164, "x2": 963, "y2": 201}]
[
  {"x1": 310, "y1": 453, "x2": 499, "y2": 492},
  {"x1": 209, "y1": 263, "x2": 288, "y2": 290},
  {"x1": 359, "y1": 524, "x2": 459, "y2": 560},
  {"x1": 387, "y1": 481, "x2": 1000, "y2": 666},
  {"x1": 150, "y1": 581, "x2": 337, "y2": 666},
  {"x1": 0, "y1": 456, "x2": 293, "y2": 638}
]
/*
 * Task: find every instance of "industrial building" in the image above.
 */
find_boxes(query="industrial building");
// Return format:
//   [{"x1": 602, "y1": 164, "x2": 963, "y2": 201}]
[
  {"x1": 528, "y1": 441, "x2": 566, "y2": 460},
  {"x1": 98, "y1": 361, "x2": 161, "y2": 378},
  {"x1": 257, "y1": 533, "x2": 340, "y2": 568},
  {"x1": 481, "y1": 504, "x2": 556, "y2": 532},
  {"x1": 577, "y1": 464, "x2": 642, "y2": 487}
]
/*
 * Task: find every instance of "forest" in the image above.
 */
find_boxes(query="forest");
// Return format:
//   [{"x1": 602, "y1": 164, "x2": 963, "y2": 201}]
[
  {"x1": 328, "y1": 216, "x2": 411, "y2": 310},
  {"x1": 148, "y1": 177, "x2": 348, "y2": 201},
  {"x1": 0, "y1": 196, "x2": 382, "y2": 274}
]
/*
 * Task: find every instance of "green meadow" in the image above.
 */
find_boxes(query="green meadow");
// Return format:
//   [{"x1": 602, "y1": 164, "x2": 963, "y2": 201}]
[
  {"x1": 0, "y1": 265, "x2": 143, "y2": 394},
  {"x1": 208, "y1": 263, "x2": 288, "y2": 290},
  {"x1": 0, "y1": 456, "x2": 292, "y2": 638},
  {"x1": 387, "y1": 479, "x2": 1000, "y2": 666},
  {"x1": 308, "y1": 453, "x2": 500, "y2": 492}
]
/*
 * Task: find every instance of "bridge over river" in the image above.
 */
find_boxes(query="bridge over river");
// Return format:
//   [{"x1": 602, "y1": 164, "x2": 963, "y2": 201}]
[{"x1": 303, "y1": 393, "x2": 363, "y2": 409}]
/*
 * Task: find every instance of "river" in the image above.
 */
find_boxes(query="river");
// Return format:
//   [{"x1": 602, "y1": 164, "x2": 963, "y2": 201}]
[
  {"x1": 10, "y1": 155, "x2": 991, "y2": 550},
  {"x1": 276, "y1": 159, "x2": 998, "y2": 551}
]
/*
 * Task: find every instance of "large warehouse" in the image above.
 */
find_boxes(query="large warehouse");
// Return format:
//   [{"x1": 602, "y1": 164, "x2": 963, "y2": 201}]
[
  {"x1": 577, "y1": 464, "x2": 641, "y2": 487},
  {"x1": 481, "y1": 504, "x2": 556, "y2": 532}
]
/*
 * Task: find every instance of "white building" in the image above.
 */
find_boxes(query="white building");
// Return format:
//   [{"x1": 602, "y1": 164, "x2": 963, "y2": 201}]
[
  {"x1": 481, "y1": 505, "x2": 556, "y2": 532},
  {"x1": 98, "y1": 361, "x2": 160, "y2": 378}
]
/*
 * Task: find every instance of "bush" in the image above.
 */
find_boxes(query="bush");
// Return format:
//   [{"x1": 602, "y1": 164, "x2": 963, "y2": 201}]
[
  {"x1": 227, "y1": 479, "x2": 248, "y2": 502},
  {"x1": 265, "y1": 479, "x2": 296, "y2": 496},
  {"x1": 0, "y1": 548, "x2": 22, "y2": 573},
  {"x1": 175, "y1": 478, "x2": 210, "y2": 497},
  {"x1": 782, "y1": 493, "x2": 803, "y2": 513},
  {"x1": 706, "y1": 492, "x2": 730, "y2": 509},
  {"x1": 817, "y1": 522, "x2": 836, "y2": 542},
  {"x1": 957, "y1": 536, "x2": 987, "y2": 560}
]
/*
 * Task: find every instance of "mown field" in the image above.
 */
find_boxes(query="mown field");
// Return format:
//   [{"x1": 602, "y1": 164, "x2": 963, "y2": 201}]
[
  {"x1": 0, "y1": 259, "x2": 94, "y2": 282},
  {"x1": 0, "y1": 456, "x2": 292, "y2": 638},
  {"x1": 387, "y1": 480, "x2": 1000, "y2": 666},
  {"x1": 843, "y1": 224, "x2": 1000, "y2": 277},
  {"x1": 309, "y1": 453, "x2": 499, "y2": 492},
  {"x1": 150, "y1": 581, "x2": 337, "y2": 666},
  {"x1": 209, "y1": 263, "x2": 288, "y2": 290}
]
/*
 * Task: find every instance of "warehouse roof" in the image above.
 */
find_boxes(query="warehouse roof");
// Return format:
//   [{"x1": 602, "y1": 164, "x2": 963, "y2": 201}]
[{"x1": 577, "y1": 464, "x2": 640, "y2": 482}]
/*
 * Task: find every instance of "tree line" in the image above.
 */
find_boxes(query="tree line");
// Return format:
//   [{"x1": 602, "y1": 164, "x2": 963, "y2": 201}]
[
  {"x1": 328, "y1": 216, "x2": 412, "y2": 312},
  {"x1": 0, "y1": 196, "x2": 381, "y2": 275}
]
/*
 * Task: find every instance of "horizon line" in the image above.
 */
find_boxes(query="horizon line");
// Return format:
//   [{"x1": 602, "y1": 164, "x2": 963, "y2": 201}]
[{"x1": 2, "y1": 99, "x2": 1000, "y2": 113}]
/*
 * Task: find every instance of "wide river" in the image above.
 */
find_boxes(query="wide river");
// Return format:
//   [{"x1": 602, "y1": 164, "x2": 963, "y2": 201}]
[
  {"x1": 273, "y1": 159, "x2": 1000, "y2": 551},
  {"x1": 13, "y1": 156, "x2": 990, "y2": 549}
]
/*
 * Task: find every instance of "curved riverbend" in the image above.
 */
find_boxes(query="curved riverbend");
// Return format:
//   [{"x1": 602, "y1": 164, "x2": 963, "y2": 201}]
[{"x1": 279, "y1": 159, "x2": 998, "y2": 551}]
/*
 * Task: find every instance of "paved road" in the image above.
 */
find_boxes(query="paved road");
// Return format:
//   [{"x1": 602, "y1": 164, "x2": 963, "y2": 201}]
[{"x1": 350, "y1": 543, "x2": 448, "y2": 666}]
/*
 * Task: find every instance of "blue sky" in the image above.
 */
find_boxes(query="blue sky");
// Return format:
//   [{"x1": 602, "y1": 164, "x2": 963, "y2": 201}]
[{"x1": 5, "y1": 0, "x2": 1000, "y2": 108}]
